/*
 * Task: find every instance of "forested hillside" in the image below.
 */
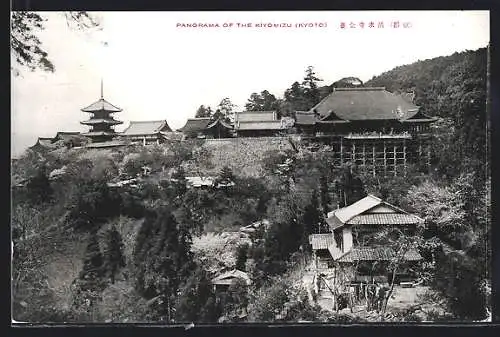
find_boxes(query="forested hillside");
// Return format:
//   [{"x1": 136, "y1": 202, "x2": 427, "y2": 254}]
[{"x1": 11, "y1": 47, "x2": 491, "y2": 323}]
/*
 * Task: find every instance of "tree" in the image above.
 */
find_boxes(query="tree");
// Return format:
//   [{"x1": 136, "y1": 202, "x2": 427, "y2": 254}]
[
  {"x1": 335, "y1": 165, "x2": 367, "y2": 207},
  {"x1": 25, "y1": 165, "x2": 53, "y2": 205},
  {"x1": 302, "y1": 65, "x2": 323, "y2": 107},
  {"x1": 284, "y1": 81, "x2": 309, "y2": 112},
  {"x1": 170, "y1": 166, "x2": 187, "y2": 197},
  {"x1": 213, "y1": 98, "x2": 236, "y2": 123},
  {"x1": 133, "y1": 207, "x2": 195, "y2": 320},
  {"x1": 319, "y1": 174, "x2": 331, "y2": 215},
  {"x1": 215, "y1": 166, "x2": 235, "y2": 188},
  {"x1": 175, "y1": 266, "x2": 220, "y2": 323},
  {"x1": 102, "y1": 225, "x2": 126, "y2": 284},
  {"x1": 73, "y1": 231, "x2": 106, "y2": 307},
  {"x1": 11, "y1": 11, "x2": 100, "y2": 74},
  {"x1": 245, "y1": 90, "x2": 279, "y2": 111},
  {"x1": 302, "y1": 189, "x2": 327, "y2": 238},
  {"x1": 432, "y1": 248, "x2": 487, "y2": 320},
  {"x1": 195, "y1": 105, "x2": 213, "y2": 118},
  {"x1": 222, "y1": 278, "x2": 250, "y2": 320},
  {"x1": 66, "y1": 178, "x2": 122, "y2": 231},
  {"x1": 235, "y1": 244, "x2": 250, "y2": 271}
]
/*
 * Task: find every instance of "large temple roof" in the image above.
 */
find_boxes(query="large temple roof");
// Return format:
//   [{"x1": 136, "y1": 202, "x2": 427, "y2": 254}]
[
  {"x1": 177, "y1": 118, "x2": 212, "y2": 132},
  {"x1": 121, "y1": 120, "x2": 172, "y2": 136},
  {"x1": 309, "y1": 87, "x2": 421, "y2": 121},
  {"x1": 81, "y1": 98, "x2": 122, "y2": 113}
]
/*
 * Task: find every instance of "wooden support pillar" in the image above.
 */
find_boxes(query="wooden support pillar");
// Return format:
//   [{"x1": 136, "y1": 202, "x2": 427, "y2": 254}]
[
  {"x1": 393, "y1": 144, "x2": 397, "y2": 177},
  {"x1": 427, "y1": 144, "x2": 431, "y2": 172},
  {"x1": 383, "y1": 141, "x2": 387, "y2": 176},
  {"x1": 403, "y1": 140, "x2": 407, "y2": 177},
  {"x1": 372, "y1": 144, "x2": 376, "y2": 176},
  {"x1": 362, "y1": 143, "x2": 366, "y2": 171},
  {"x1": 352, "y1": 142, "x2": 356, "y2": 162},
  {"x1": 340, "y1": 137, "x2": 344, "y2": 166}
]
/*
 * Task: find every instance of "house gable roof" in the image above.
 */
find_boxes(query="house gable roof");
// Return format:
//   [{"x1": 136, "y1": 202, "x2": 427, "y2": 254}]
[
  {"x1": 122, "y1": 120, "x2": 172, "y2": 136},
  {"x1": 211, "y1": 269, "x2": 251, "y2": 286},
  {"x1": 326, "y1": 194, "x2": 423, "y2": 230},
  {"x1": 310, "y1": 87, "x2": 420, "y2": 121}
]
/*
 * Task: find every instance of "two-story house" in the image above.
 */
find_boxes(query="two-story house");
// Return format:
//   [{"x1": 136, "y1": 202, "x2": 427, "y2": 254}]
[{"x1": 310, "y1": 194, "x2": 423, "y2": 285}]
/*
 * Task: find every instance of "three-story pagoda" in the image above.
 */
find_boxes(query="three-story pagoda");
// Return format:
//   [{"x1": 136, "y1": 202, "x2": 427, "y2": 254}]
[{"x1": 81, "y1": 81, "x2": 123, "y2": 142}]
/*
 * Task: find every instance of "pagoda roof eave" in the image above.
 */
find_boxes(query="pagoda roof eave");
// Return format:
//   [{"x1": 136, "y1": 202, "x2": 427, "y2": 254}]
[{"x1": 80, "y1": 119, "x2": 123, "y2": 125}]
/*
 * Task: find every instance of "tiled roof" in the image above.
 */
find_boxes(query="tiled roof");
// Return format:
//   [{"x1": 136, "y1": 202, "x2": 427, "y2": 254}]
[
  {"x1": 310, "y1": 87, "x2": 420, "y2": 121},
  {"x1": 122, "y1": 120, "x2": 172, "y2": 136},
  {"x1": 309, "y1": 234, "x2": 336, "y2": 250},
  {"x1": 334, "y1": 195, "x2": 382, "y2": 223},
  {"x1": 346, "y1": 213, "x2": 421, "y2": 225},
  {"x1": 236, "y1": 121, "x2": 284, "y2": 130},
  {"x1": 336, "y1": 247, "x2": 422, "y2": 263},
  {"x1": 236, "y1": 111, "x2": 276, "y2": 122},
  {"x1": 295, "y1": 112, "x2": 317, "y2": 125},
  {"x1": 207, "y1": 119, "x2": 233, "y2": 130},
  {"x1": 177, "y1": 118, "x2": 212, "y2": 132},
  {"x1": 212, "y1": 269, "x2": 251, "y2": 286},
  {"x1": 37, "y1": 137, "x2": 54, "y2": 146},
  {"x1": 81, "y1": 98, "x2": 122, "y2": 112},
  {"x1": 53, "y1": 132, "x2": 81, "y2": 142}
]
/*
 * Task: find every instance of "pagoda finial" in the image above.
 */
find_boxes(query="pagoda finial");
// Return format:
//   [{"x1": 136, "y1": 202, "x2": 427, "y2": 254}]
[{"x1": 100, "y1": 78, "x2": 104, "y2": 99}]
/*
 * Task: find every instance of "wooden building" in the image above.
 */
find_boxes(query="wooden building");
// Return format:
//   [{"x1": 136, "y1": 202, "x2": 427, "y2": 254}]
[
  {"x1": 177, "y1": 117, "x2": 234, "y2": 139},
  {"x1": 310, "y1": 194, "x2": 423, "y2": 285},
  {"x1": 295, "y1": 87, "x2": 437, "y2": 175},
  {"x1": 80, "y1": 82, "x2": 123, "y2": 143},
  {"x1": 211, "y1": 269, "x2": 251, "y2": 293},
  {"x1": 120, "y1": 120, "x2": 177, "y2": 145},
  {"x1": 234, "y1": 111, "x2": 289, "y2": 137},
  {"x1": 28, "y1": 137, "x2": 54, "y2": 152}
]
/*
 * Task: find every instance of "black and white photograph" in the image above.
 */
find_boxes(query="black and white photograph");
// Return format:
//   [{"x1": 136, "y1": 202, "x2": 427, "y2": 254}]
[{"x1": 11, "y1": 10, "x2": 491, "y2": 324}]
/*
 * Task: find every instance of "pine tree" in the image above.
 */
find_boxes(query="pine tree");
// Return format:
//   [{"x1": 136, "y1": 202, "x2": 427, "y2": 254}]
[
  {"x1": 74, "y1": 230, "x2": 105, "y2": 307},
  {"x1": 235, "y1": 244, "x2": 249, "y2": 271},
  {"x1": 195, "y1": 105, "x2": 213, "y2": 118},
  {"x1": 102, "y1": 225, "x2": 126, "y2": 284},
  {"x1": 302, "y1": 65, "x2": 323, "y2": 107},
  {"x1": 175, "y1": 266, "x2": 220, "y2": 323},
  {"x1": 171, "y1": 166, "x2": 187, "y2": 196},
  {"x1": 302, "y1": 189, "x2": 326, "y2": 239},
  {"x1": 133, "y1": 206, "x2": 195, "y2": 320},
  {"x1": 26, "y1": 165, "x2": 53, "y2": 205},
  {"x1": 319, "y1": 174, "x2": 331, "y2": 216}
]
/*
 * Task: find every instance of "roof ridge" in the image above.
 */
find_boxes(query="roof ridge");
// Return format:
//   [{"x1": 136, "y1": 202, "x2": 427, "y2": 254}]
[{"x1": 129, "y1": 119, "x2": 167, "y2": 123}]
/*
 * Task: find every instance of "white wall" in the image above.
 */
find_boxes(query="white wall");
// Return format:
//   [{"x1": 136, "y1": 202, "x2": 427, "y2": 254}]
[{"x1": 342, "y1": 227, "x2": 353, "y2": 252}]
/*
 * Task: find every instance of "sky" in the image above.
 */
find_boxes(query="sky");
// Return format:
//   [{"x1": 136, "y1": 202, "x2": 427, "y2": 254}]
[{"x1": 11, "y1": 10, "x2": 490, "y2": 157}]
